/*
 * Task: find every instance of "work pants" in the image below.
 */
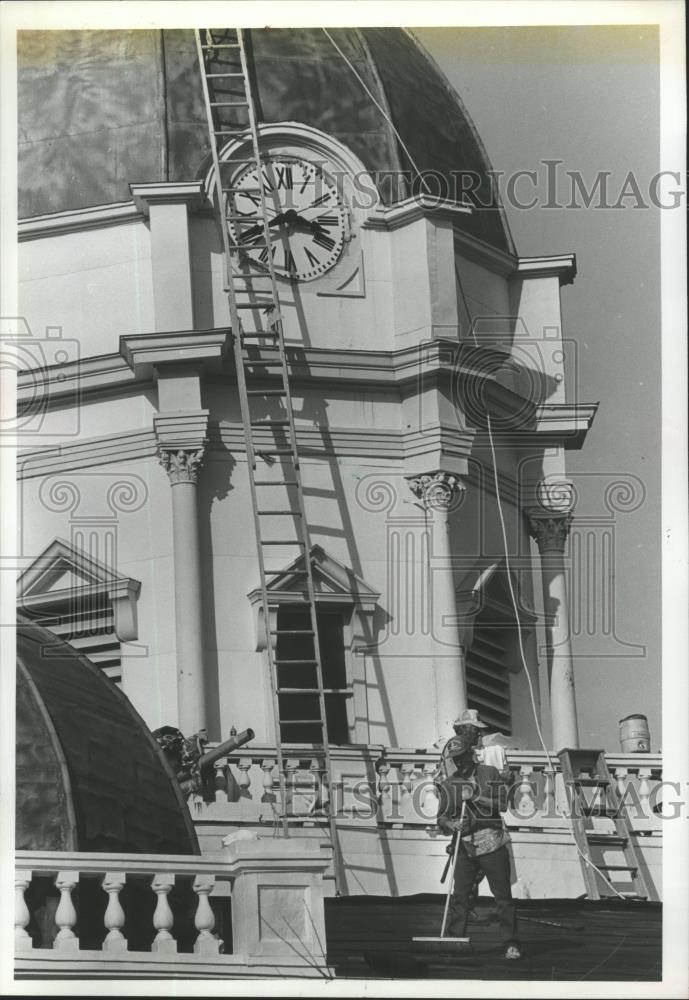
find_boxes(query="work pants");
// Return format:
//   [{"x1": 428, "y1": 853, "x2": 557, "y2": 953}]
[{"x1": 447, "y1": 843, "x2": 518, "y2": 945}]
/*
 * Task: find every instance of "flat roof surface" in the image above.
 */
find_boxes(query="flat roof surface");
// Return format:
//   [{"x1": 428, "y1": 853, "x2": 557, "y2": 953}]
[{"x1": 325, "y1": 894, "x2": 662, "y2": 981}]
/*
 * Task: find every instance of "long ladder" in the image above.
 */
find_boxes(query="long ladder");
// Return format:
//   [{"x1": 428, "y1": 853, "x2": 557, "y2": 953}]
[
  {"x1": 195, "y1": 28, "x2": 343, "y2": 890},
  {"x1": 559, "y1": 749, "x2": 650, "y2": 901}
]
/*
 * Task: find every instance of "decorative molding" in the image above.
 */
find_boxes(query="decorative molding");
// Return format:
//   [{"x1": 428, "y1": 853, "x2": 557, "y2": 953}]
[
  {"x1": 526, "y1": 510, "x2": 574, "y2": 554},
  {"x1": 514, "y1": 254, "x2": 577, "y2": 287},
  {"x1": 17, "y1": 409, "x2": 593, "y2": 482},
  {"x1": 17, "y1": 536, "x2": 141, "y2": 642},
  {"x1": 120, "y1": 330, "x2": 229, "y2": 375},
  {"x1": 158, "y1": 447, "x2": 206, "y2": 485},
  {"x1": 247, "y1": 544, "x2": 380, "y2": 652},
  {"x1": 129, "y1": 181, "x2": 207, "y2": 215},
  {"x1": 364, "y1": 194, "x2": 472, "y2": 231},
  {"x1": 406, "y1": 471, "x2": 466, "y2": 512},
  {"x1": 18, "y1": 201, "x2": 143, "y2": 242},
  {"x1": 154, "y1": 411, "x2": 209, "y2": 452}
]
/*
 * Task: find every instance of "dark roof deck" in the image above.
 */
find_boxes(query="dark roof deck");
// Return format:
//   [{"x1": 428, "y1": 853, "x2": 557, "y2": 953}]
[{"x1": 325, "y1": 894, "x2": 662, "y2": 982}]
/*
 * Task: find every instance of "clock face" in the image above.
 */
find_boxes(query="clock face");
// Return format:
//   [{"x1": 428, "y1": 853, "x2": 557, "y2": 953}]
[{"x1": 226, "y1": 157, "x2": 347, "y2": 282}]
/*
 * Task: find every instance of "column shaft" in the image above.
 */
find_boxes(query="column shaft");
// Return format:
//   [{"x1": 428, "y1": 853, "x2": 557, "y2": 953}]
[
  {"x1": 528, "y1": 507, "x2": 580, "y2": 751},
  {"x1": 170, "y1": 479, "x2": 206, "y2": 734}
]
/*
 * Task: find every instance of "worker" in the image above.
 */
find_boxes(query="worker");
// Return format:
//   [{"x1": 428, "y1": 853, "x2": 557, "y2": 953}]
[{"x1": 436, "y1": 732, "x2": 521, "y2": 960}]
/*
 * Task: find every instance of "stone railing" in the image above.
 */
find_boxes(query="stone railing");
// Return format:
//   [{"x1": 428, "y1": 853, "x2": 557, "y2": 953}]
[
  {"x1": 15, "y1": 837, "x2": 333, "y2": 979},
  {"x1": 198, "y1": 743, "x2": 663, "y2": 832}
]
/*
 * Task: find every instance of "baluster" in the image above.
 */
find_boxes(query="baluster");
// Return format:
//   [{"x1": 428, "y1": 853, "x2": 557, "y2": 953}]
[
  {"x1": 15, "y1": 870, "x2": 32, "y2": 952},
  {"x1": 638, "y1": 768, "x2": 652, "y2": 816},
  {"x1": 102, "y1": 873, "x2": 127, "y2": 953},
  {"x1": 377, "y1": 760, "x2": 391, "y2": 803},
  {"x1": 400, "y1": 762, "x2": 415, "y2": 796},
  {"x1": 260, "y1": 759, "x2": 276, "y2": 802},
  {"x1": 614, "y1": 766, "x2": 629, "y2": 800},
  {"x1": 237, "y1": 758, "x2": 252, "y2": 797},
  {"x1": 420, "y1": 762, "x2": 440, "y2": 819},
  {"x1": 214, "y1": 761, "x2": 228, "y2": 804},
  {"x1": 310, "y1": 758, "x2": 322, "y2": 811},
  {"x1": 542, "y1": 766, "x2": 558, "y2": 819},
  {"x1": 516, "y1": 766, "x2": 535, "y2": 818},
  {"x1": 54, "y1": 872, "x2": 78, "y2": 952},
  {"x1": 151, "y1": 875, "x2": 176, "y2": 954},
  {"x1": 193, "y1": 876, "x2": 219, "y2": 955},
  {"x1": 285, "y1": 758, "x2": 299, "y2": 814}
]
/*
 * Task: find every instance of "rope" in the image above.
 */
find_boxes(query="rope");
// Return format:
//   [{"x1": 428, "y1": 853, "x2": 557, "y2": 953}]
[
  {"x1": 322, "y1": 29, "x2": 433, "y2": 197},
  {"x1": 457, "y1": 263, "x2": 626, "y2": 900}
]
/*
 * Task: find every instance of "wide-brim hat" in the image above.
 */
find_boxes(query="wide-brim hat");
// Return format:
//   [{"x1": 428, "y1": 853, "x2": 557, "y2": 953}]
[{"x1": 453, "y1": 708, "x2": 488, "y2": 729}]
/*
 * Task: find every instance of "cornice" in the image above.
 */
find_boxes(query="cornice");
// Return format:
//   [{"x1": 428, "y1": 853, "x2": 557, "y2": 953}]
[
  {"x1": 129, "y1": 181, "x2": 207, "y2": 215},
  {"x1": 514, "y1": 253, "x2": 577, "y2": 286},
  {"x1": 16, "y1": 406, "x2": 592, "y2": 482},
  {"x1": 18, "y1": 201, "x2": 143, "y2": 242},
  {"x1": 363, "y1": 194, "x2": 472, "y2": 231},
  {"x1": 120, "y1": 330, "x2": 230, "y2": 374}
]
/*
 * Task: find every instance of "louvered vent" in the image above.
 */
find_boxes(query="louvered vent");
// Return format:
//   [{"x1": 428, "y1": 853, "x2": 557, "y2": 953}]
[
  {"x1": 465, "y1": 602, "x2": 513, "y2": 734},
  {"x1": 21, "y1": 592, "x2": 121, "y2": 685}
]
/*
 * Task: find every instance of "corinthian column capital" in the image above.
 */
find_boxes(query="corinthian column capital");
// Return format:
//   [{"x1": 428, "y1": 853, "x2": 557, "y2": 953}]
[
  {"x1": 158, "y1": 447, "x2": 205, "y2": 485},
  {"x1": 406, "y1": 471, "x2": 466, "y2": 512},
  {"x1": 154, "y1": 410, "x2": 209, "y2": 485},
  {"x1": 527, "y1": 510, "x2": 574, "y2": 554}
]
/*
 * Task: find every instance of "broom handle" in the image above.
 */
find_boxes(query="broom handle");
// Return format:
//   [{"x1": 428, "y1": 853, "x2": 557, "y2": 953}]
[{"x1": 440, "y1": 798, "x2": 466, "y2": 938}]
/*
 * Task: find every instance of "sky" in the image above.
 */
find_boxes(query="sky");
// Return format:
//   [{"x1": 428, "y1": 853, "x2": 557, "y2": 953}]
[{"x1": 417, "y1": 25, "x2": 664, "y2": 749}]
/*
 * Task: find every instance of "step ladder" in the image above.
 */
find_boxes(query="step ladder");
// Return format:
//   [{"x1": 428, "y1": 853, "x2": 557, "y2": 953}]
[
  {"x1": 195, "y1": 28, "x2": 344, "y2": 891},
  {"x1": 559, "y1": 749, "x2": 649, "y2": 901}
]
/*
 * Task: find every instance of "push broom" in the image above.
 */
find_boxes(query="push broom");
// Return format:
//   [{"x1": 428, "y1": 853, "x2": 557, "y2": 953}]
[{"x1": 413, "y1": 798, "x2": 470, "y2": 948}]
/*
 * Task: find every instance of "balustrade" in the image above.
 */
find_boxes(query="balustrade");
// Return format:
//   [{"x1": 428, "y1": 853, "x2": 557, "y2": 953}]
[
  {"x1": 192, "y1": 743, "x2": 663, "y2": 833},
  {"x1": 15, "y1": 842, "x2": 333, "y2": 976}
]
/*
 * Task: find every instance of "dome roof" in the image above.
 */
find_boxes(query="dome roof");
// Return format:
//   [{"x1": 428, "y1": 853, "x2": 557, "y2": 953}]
[
  {"x1": 17, "y1": 28, "x2": 512, "y2": 252},
  {"x1": 16, "y1": 617, "x2": 199, "y2": 855}
]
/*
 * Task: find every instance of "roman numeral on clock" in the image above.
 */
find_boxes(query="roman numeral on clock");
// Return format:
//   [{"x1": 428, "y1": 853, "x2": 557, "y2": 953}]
[
  {"x1": 284, "y1": 247, "x2": 297, "y2": 273},
  {"x1": 316, "y1": 214, "x2": 338, "y2": 227},
  {"x1": 304, "y1": 247, "x2": 321, "y2": 269},
  {"x1": 311, "y1": 191, "x2": 332, "y2": 208},
  {"x1": 313, "y1": 231, "x2": 336, "y2": 252},
  {"x1": 274, "y1": 165, "x2": 293, "y2": 190}
]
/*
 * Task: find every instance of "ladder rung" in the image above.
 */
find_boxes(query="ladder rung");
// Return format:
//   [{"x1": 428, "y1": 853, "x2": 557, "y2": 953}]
[
  {"x1": 244, "y1": 359, "x2": 283, "y2": 367},
  {"x1": 260, "y1": 539, "x2": 305, "y2": 546},
  {"x1": 205, "y1": 72, "x2": 246, "y2": 78},
  {"x1": 254, "y1": 480, "x2": 298, "y2": 486},
  {"x1": 595, "y1": 864, "x2": 637, "y2": 871},
  {"x1": 250, "y1": 420, "x2": 290, "y2": 427},
  {"x1": 280, "y1": 719, "x2": 326, "y2": 726},
  {"x1": 201, "y1": 43, "x2": 241, "y2": 49},
  {"x1": 255, "y1": 448, "x2": 296, "y2": 456},
  {"x1": 275, "y1": 659, "x2": 318, "y2": 665},
  {"x1": 587, "y1": 833, "x2": 629, "y2": 845},
  {"x1": 257, "y1": 510, "x2": 302, "y2": 516},
  {"x1": 246, "y1": 389, "x2": 286, "y2": 396},
  {"x1": 278, "y1": 689, "x2": 345, "y2": 695},
  {"x1": 270, "y1": 630, "x2": 315, "y2": 636},
  {"x1": 214, "y1": 129, "x2": 247, "y2": 135},
  {"x1": 225, "y1": 214, "x2": 264, "y2": 221},
  {"x1": 241, "y1": 333, "x2": 279, "y2": 340},
  {"x1": 575, "y1": 778, "x2": 609, "y2": 786},
  {"x1": 236, "y1": 302, "x2": 277, "y2": 309}
]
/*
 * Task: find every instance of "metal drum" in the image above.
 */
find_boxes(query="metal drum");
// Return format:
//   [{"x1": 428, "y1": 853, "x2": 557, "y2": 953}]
[{"x1": 619, "y1": 714, "x2": 650, "y2": 752}]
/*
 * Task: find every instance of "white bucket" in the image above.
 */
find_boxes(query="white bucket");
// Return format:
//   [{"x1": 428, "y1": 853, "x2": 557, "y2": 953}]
[{"x1": 619, "y1": 714, "x2": 650, "y2": 752}]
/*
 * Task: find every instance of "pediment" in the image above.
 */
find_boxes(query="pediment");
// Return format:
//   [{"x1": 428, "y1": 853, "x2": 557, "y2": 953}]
[
  {"x1": 248, "y1": 544, "x2": 379, "y2": 610},
  {"x1": 17, "y1": 538, "x2": 141, "y2": 641}
]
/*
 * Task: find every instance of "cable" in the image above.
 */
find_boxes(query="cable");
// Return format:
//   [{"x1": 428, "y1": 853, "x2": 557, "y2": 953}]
[
  {"x1": 457, "y1": 262, "x2": 626, "y2": 900},
  {"x1": 322, "y1": 29, "x2": 433, "y2": 197}
]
